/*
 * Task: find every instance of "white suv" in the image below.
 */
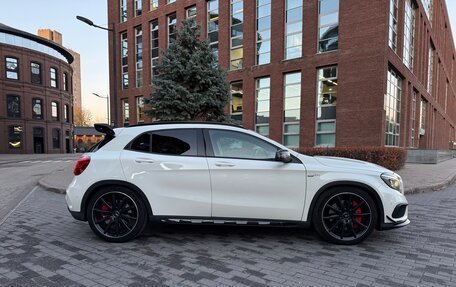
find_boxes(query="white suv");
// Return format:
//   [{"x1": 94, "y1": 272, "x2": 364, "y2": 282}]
[{"x1": 66, "y1": 123, "x2": 409, "y2": 244}]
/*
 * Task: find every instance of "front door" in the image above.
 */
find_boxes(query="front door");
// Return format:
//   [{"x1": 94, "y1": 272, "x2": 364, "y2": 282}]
[
  {"x1": 205, "y1": 129, "x2": 307, "y2": 221},
  {"x1": 120, "y1": 128, "x2": 211, "y2": 217}
]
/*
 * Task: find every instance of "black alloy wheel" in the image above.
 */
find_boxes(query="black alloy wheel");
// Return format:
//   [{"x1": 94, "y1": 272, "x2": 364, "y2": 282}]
[
  {"x1": 87, "y1": 186, "x2": 147, "y2": 242},
  {"x1": 313, "y1": 187, "x2": 377, "y2": 245}
]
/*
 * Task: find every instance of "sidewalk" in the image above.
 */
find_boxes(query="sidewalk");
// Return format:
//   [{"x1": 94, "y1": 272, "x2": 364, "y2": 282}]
[{"x1": 37, "y1": 157, "x2": 456, "y2": 195}]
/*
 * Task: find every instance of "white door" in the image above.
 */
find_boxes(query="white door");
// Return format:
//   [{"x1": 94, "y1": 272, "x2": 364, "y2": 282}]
[
  {"x1": 121, "y1": 129, "x2": 211, "y2": 217},
  {"x1": 205, "y1": 129, "x2": 307, "y2": 221}
]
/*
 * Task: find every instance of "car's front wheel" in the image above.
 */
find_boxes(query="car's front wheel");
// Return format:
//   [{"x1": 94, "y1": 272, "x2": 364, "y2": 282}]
[
  {"x1": 313, "y1": 187, "x2": 377, "y2": 245},
  {"x1": 87, "y1": 186, "x2": 147, "y2": 242}
]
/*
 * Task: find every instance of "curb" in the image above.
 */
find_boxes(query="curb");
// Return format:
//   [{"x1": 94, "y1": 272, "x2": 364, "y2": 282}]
[
  {"x1": 38, "y1": 179, "x2": 66, "y2": 194},
  {"x1": 404, "y1": 173, "x2": 456, "y2": 195}
]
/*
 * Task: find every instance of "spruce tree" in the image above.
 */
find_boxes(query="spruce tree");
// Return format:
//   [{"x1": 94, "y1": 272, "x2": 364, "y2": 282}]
[{"x1": 146, "y1": 19, "x2": 230, "y2": 122}]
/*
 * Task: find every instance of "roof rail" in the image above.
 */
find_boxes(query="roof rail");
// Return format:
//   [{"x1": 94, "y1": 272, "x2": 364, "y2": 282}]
[{"x1": 125, "y1": 121, "x2": 244, "y2": 129}]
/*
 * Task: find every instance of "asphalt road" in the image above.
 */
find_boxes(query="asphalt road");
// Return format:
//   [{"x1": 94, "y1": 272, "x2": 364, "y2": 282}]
[
  {"x1": 0, "y1": 155, "x2": 77, "y2": 222},
  {"x1": 0, "y1": 184, "x2": 455, "y2": 286}
]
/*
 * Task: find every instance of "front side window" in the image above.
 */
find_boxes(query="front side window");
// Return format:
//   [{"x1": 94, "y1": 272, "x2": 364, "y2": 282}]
[
  {"x1": 285, "y1": 0, "x2": 302, "y2": 59},
  {"x1": 151, "y1": 20, "x2": 159, "y2": 81},
  {"x1": 136, "y1": 96, "x2": 145, "y2": 123},
  {"x1": 121, "y1": 32, "x2": 128, "y2": 89},
  {"x1": 318, "y1": 0, "x2": 339, "y2": 53},
  {"x1": 256, "y1": 0, "x2": 271, "y2": 65},
  {"x1": 51, "y1": 101, "x2": 59, "y2": 120},
  {"x1": 7, "y1": 95, "x2": 21, "y2": 118},
  {"x1": 5, "y1": 57, "x2": 19, "y2": 80},
  {"x1": 30, "y1": 62, "x2": 42, "y2": 84},
  {"x1": 32, "y1": 98, "x2": 43, "y2": 119},
  {"x1": 168, "y1": 13, "x2": 177, "y2": 45},
  {"x1": 385, "y1": 68, "x2": 402, "y2": 146},
  {"x1": 122, "y1": 99, "x2": 130, "y2": 125},
  {"x1": 50, "y1": 67, "x2": 58, "y2": 88},
  {"x1": 208, "y1": 129, "x2": 277, "y2": 160},
  {"x1": 230, "y1": 0, "x2": 244, "y2": 70},
  {"x1": 8, "y1": 126, "x2": 23, "y2": 149},
  {"x1": 316, "y1": 66, "x2": 337, "y2": 147},
  {"x1": 255, "y1": 77, "x2": 270, "y2": 136},
  {"x1": 52, "y1": 129, "x2": 60, "y2": 149},
  {"x1": 284, "y1": 72, "x2": 301, "y2": 148},
  {"x1": 130, "y1": 129, "x2": 198, "y2": 156},
  {"x1": 135, "y1": 26, "x2": 143, "y2": 87}
]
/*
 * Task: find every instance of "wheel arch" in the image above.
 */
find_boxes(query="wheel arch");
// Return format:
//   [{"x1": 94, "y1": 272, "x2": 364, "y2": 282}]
[
  {"x1": 79, "y1": 180, "x2": 154, "y2": 221},
  {"x1": 307, "y1": 181, "x2": 384, "y2": 229}
]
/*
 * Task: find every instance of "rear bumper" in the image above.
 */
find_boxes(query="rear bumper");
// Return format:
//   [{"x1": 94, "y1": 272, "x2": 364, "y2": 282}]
[{"x1": 378, "y1": 218, "x2": 410, "y2": 230}]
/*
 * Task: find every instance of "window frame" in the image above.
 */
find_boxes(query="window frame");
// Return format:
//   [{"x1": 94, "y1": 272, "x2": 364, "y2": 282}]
[
  {"x1": 32, "y1": 98, "x2": 44, "y2": 120},
  {"x1": 6, "y1": 95, "x2": 21, "y2": 118},
  {"x1": 50, "y1": 67, "x2": 58, "y2": 88},
  {"x1": 51, "y1": 101, "x2": 59, "y2": 121},
  {"x1": 5, "y1": 56, "x2": 19, "y2": 80},
  {"x1": 30, "y1": 61, "x2": 42, "y2": 84},
  {"x1": 52, "y1": 128, "x2": 61, "y2": 149}
]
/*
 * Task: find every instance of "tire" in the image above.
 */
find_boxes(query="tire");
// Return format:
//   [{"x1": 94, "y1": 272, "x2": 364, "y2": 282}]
[
  {"x1": 312, "y1": 187, "x2": 377, "y2": 245},
  {"x1": 87, "y1": 186, "x2": 148, "y2": 242}
]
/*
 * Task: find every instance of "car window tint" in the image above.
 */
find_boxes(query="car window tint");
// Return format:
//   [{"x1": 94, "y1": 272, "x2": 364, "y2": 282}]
[
  {"x1": 151, "y1": 129, "x2": 197, "y2": 156},
  {"x1": 208, "y1": 129, "x2": 278, "y2": 160},
  {"x1": 130, "y1": 133, "x2": 151, "y2": 152}
]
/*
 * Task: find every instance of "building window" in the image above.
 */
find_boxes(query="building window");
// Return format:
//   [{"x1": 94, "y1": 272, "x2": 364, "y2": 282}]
[
  {"x1": 427, "y1": 44, "x2": 435, "y2": 93},
  {"x1": 420, "y1": 98, "x2": 426, "y2": 131},
  {"x1": 136, "y1": 96, "x2": 145, "y2": 123},
  {"x1": 7, "y1": 95, "x2": 21, "y2": 118},
  {"x1": 207, "y1": 0, "x2": 219, "y2": 61},
  {"x1": 256, "y1": 0, "x2": 271, "y2": 65},
  {"x1": 316, "y1": 66, "x2": 337, "y2": 147},
  {"x1": 135, "y1": 26, "x2": 143, "y2": 88},
  {"x1": 388, "y1": 0, "x2": 398, "y2": 52},
  {"x1": 168, "y1": 13, "x2": 177, "y2": 46},
  {"x1": 186, "y1": 6, "x2": 197, "y2": 19},
  {"x1": 150, "y1": 20, "x2": 159, "y2": 82},
  {"x1": 120, "y1": 0, "x2": 127, "y2": 22},
  {"x1": 422, "y1": 0, "x2": 433, "y2": 22},
  {"x1": 122, "y1": 99, "x2": 130, "y2": 125},
  {"x1": 63, "y1": 72, "x2": 69, "y2": 91},
  {"x1": 284, "y1": 72, "x2": 301, "y2": 148},
  {"x1": 385, "y1": 68, "x2": 402, "y2": 147},
  {"x1": 318, "y1": 0, "x2": 339, "y2": 53},
  {"x1": 230, "y1": 0, "x2": 243, "y2": 70},
  {"x1": 51, "y1": 101, "x2": 59, "y2": 121},
  {"x1": 30, "y1": 62, "x2": 42, "y2": 84},
  {"x1": 32, "y1": 98, "x2": 43, "y2": 120},
  {"x1": 121, "y1": 32, "x2": 128, "y2": 89},
  {"x1": 403, "y1": 0, "x2": 416, "y2": 70},
  {"x1": 5, "y1": 57, "x2": 19, "y2": 80},
  {"x1": 230, "y1": 82, "x2": 243, "y2": 122},
  {"x1": 50, "y1": 67, "x2": 58, "y2": 88},
  {"x1": 134, "y1": 0, "x2": 142, "y2": 17},
  {"x1": 150, "y1": 0, "x2": 158, "y2": 10},
  {"x1": 285, "y1": 0, "x2": 302, "y2": 59},
  {"x1": 8, "y1": 126, "x2": 23, "y2": 149},
  {"x1": 255, "y1": 77, "x2": 270, "y2": 137},
  {"x1": 410, "y1": 90, "x2": 417, "y2": 148},
  {"x1": 52, "y1": 129, "x2": 61, "y2": 149},
  {"x1": 167, "y1": 0, "x2": 176, "y2": 3},
  {"x1": 64, "y1": 104, "x2": 70, "y2": 123}
]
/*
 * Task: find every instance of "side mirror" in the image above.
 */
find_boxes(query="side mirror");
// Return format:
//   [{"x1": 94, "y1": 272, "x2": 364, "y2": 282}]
[{"x1": 275, "y1": 149, "x2": 292, "y2": 163}]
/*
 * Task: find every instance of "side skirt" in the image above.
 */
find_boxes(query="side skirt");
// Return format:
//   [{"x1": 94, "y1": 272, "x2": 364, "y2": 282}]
[{"x1": 151, "y1": 216, "x2": 310, "y2": 228}]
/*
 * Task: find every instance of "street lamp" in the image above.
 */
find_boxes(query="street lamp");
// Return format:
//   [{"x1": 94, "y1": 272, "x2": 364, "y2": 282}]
[
  {"x1": 92, "y1": 93, "x2": 110, "y2": 124},
  {"x1": 76, "y1": 15, "x2": 118, "y2": 127}
]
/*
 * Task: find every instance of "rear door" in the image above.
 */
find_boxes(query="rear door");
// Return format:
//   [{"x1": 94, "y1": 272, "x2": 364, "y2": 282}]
[{"x1": 120, "y1": 128, "x2": 211, "y2": 217}]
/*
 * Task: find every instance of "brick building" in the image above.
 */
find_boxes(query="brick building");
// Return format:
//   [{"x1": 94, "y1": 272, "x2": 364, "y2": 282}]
[
  {"x1": 107, "y1": 0, "x2": 456, "y2": 150},
  {"x1": 0, "y1": 23, "x2": 74, "y2": 154}
]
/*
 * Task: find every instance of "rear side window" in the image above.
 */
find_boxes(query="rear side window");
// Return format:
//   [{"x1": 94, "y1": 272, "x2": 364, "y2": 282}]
[
  {"x1": 128, "y1": 129, "x2": 198, "y2": 156},
  {"x1": 88, "y1": 136, "x2": 114, "y2": 152}
]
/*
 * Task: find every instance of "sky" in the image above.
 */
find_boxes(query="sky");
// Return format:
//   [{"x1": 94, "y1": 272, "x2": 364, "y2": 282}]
[{"x1": 1, "y1": 1, "x2": 456, "y2": 123}]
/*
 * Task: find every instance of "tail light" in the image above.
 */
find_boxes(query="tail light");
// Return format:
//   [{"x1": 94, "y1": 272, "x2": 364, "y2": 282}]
[{"x1": 74, "y1": 156, "x2": 91, "y2": 176}]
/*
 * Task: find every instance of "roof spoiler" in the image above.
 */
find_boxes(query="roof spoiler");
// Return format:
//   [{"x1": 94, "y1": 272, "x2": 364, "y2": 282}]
[{"x1": 94, "y1": 123, "x2": 115, "y2": 137}]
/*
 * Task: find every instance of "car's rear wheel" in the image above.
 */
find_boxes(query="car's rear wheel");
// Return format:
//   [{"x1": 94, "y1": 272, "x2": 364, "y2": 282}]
[
  {"x1": 87, "y1": 186, "x2": 147, "y2": 242},
  {"x1": 313, "y1": 187, "x2": 377, "y2": 245}
]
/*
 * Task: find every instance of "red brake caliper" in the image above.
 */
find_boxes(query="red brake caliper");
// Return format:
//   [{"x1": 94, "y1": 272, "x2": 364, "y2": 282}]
[
  {"x1": 100, "y1": 204, "x2": 110, "y2": 217},
  {"x1": 352, "y1": 200, "x2": 362, "y2": 229}
]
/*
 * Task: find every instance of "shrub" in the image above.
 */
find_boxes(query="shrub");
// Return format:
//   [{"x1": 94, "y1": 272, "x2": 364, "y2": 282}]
[{"x1": 298, "y1": 146, "x2": 407, "y2": 171}]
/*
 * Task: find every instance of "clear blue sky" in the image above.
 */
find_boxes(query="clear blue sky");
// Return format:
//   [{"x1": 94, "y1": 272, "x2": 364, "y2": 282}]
[{"x1": 1, "y1": 1, "x2": 456, "y2": 123}]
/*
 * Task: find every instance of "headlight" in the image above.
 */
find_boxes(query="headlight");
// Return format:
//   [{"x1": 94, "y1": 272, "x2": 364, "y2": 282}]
[{"x1": 381, "y1": 172, "x2": 403, "y2": 193}]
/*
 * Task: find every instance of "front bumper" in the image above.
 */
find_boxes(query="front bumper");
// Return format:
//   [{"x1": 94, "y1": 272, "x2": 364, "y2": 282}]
[
  {"x1": 378, "y1": 218, "x2": 410, "y2": 230},
  {"x1": 68, "y1": 208, "x2": 86, "y2": 221}
]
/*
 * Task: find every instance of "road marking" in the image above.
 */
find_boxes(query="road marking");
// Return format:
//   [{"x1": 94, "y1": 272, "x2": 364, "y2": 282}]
[{"x1": 0, "y1": 186, "x2": 38, "y2": 226}]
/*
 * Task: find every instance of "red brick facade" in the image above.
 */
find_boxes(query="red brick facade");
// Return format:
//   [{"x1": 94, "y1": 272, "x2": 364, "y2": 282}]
[{"x1": 107, "y1": 0, "x2": 456, "y2": 150}]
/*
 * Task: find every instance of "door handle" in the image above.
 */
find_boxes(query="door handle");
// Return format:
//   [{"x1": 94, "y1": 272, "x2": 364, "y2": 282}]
[
  {"x1": 135, "y1": 158, "x2": 155, "y2": 163},
  {"x1": 215, "y1": 162, "x2": 235, "y2": 167}
]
